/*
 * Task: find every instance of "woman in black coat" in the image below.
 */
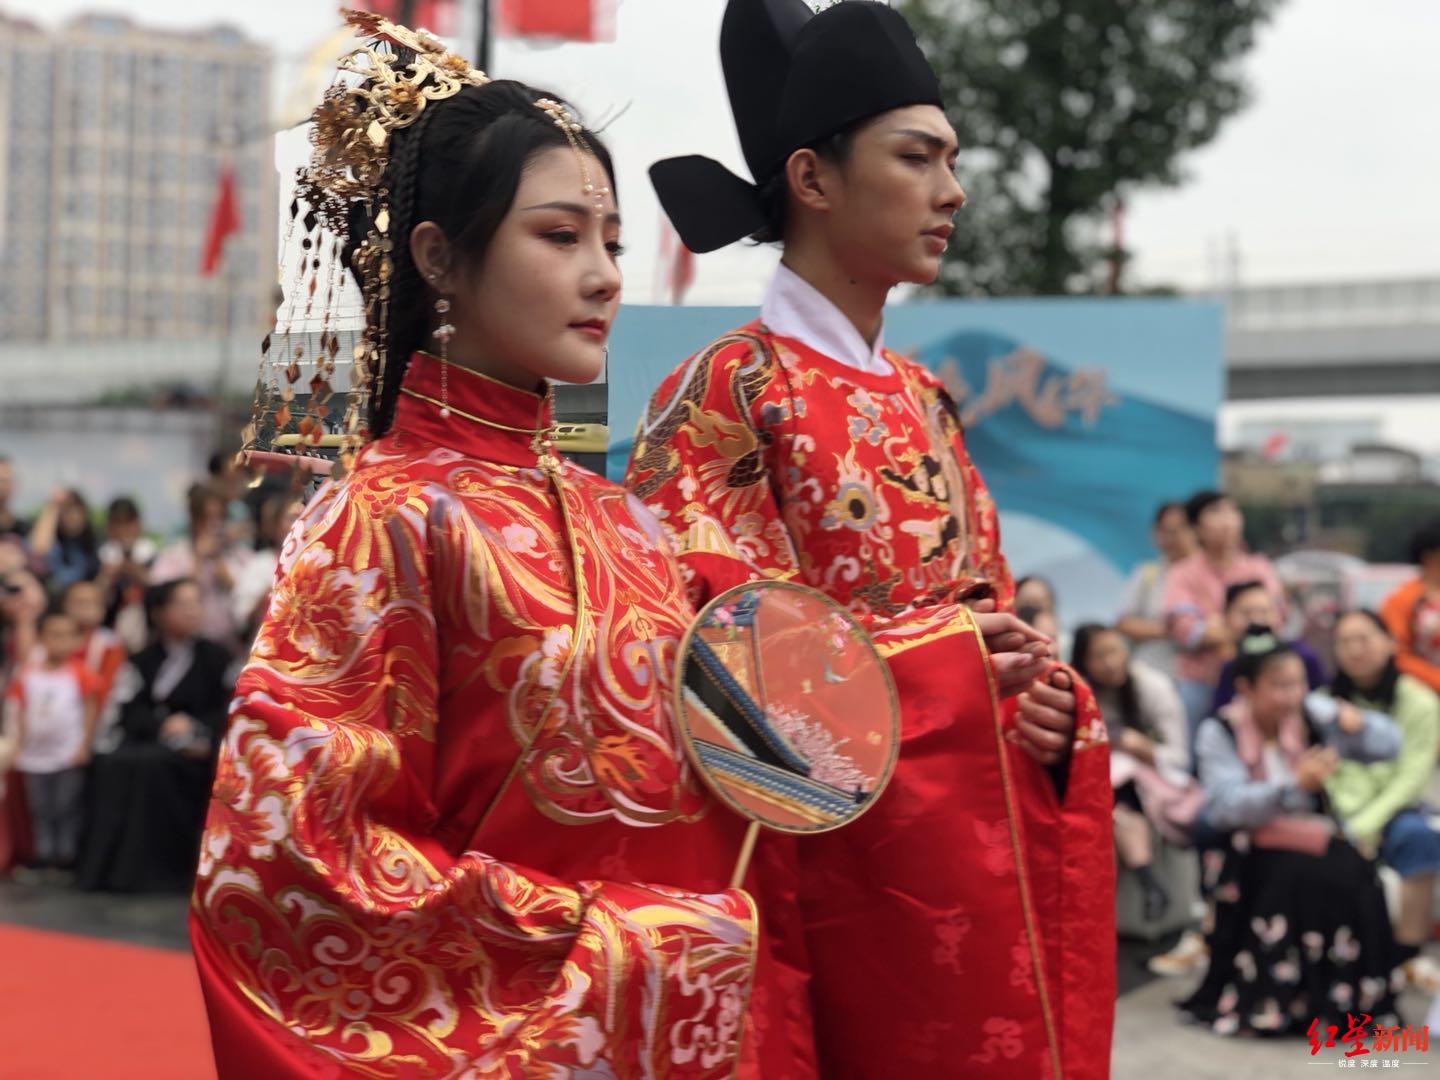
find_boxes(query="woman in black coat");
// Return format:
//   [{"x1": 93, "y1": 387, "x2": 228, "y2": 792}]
[{"x1": 78, "y1": 578, "x2": 232, "y2": 892}]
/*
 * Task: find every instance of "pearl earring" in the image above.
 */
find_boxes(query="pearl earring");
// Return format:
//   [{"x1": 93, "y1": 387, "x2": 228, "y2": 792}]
[{"x1": 434, "y1": 296, "x2": 453, "y2": 419}]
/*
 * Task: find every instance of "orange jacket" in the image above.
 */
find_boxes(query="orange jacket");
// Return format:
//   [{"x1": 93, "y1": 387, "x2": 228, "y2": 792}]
[{"x1": 1381, "y1": 578, "x2": 1440, "y2": 694}]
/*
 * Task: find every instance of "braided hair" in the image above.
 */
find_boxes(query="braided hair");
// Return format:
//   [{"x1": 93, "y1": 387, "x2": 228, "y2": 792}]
[{"x1": 341, "y1": 78, "x2": 617, "y2": 438}]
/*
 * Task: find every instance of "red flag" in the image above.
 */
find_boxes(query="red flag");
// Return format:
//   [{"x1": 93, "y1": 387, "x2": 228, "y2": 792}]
[
  {"x1": 496, "y1": 0, "x2": 613, "y2": 42},
  {"x1": 1261, "y1": 431, "x2": 1288, "y2": 460},
  {"x1": 200, "y1": 164, "x2": 240, "y2": 276},
  {"x1": 356, "y1": 0, "x2": 457, "y2": 34},
  {"x1": 657, "y1": 216, "x2": 695, "y2": 305},
  {"x1": 669, "y1": 240, "x2": 695, "y2": 306}
]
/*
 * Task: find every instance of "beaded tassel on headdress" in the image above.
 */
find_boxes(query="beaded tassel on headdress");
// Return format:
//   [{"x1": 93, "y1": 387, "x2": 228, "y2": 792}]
[
  {"x1": 242, "y1": 9, "x2": 608, "y2": 475},
  {"x1": 242, "y1": 9, "x2": 489, "y2": 470}
]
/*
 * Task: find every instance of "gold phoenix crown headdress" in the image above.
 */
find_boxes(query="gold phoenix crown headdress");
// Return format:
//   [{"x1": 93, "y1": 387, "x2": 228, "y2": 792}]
[
  {"x1": 244, "y1": 9, "x2": 608, "y2": 471},
  {"x1": 243, "y1": 9, "x2": 608, "y2": 477}
]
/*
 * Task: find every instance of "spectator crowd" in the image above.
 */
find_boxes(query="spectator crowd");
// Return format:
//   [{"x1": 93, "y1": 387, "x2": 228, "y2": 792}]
[
  {"x1": 0, "y1": 451, "x2": 301, "y2": 892},
  {"x1": 1020, "y1": 491, "x2": 1440, "y2": 1040},
  {"x1": 4, "y1": 444, "x2": 1440, "y2": 1046}
]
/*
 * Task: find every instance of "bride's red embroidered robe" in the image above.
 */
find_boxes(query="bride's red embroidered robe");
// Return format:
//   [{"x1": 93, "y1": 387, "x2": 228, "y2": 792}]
[
  {"x1": 626, "y1": 325, "x2": 1116, "y2": 1079},
  {"x1": 190, "y1": 353, "x2": 812, "y2": 1079}
]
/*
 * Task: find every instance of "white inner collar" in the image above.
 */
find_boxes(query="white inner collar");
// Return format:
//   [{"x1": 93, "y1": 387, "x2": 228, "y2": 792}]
[{"x1": 760, "y1": 263, "x2": 893, "y2": 376}]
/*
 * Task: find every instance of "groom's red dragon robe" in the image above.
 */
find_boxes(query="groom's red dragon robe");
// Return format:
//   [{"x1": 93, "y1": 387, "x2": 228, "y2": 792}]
[{"x1": 627, "y1": 325, "x2": 1116, "y2": 1079}]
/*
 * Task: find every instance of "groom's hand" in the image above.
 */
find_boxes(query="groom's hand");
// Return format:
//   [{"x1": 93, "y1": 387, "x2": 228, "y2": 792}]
[
  {"x1": 1014, "y1": 669, "x2": 1077, "y2": 767},
  {"x1": 969, "y1": 597, "x2": 1052, "y2": 698}
]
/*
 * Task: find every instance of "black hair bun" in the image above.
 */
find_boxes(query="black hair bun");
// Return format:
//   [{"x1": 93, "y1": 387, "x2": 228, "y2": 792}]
[{"x1": 1237, "y1": 624, "x2": 1282, "y2": 656}]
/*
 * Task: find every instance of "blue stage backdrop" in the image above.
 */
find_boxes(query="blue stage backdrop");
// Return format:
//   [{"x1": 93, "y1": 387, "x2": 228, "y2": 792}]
[{"x1": 605, "y1": 299, "x2": 1222, "y2": 626}]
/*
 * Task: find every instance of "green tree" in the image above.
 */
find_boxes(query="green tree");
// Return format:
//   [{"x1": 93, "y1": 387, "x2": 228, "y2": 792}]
[{"x1": 900, "y1": 0, "x2": 1281, "y2": 295}]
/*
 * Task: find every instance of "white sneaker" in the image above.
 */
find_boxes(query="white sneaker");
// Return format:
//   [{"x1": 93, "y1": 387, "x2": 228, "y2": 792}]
[
  {"x1": 1402, "y1": 955, "x2": 1440, "y2": 994},
  {"x1": 1148, "y1": 929, "x2": 1209, "y2": 977}
]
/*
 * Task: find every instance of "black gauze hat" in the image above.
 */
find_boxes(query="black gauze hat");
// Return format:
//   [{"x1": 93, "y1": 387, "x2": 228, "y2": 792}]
[{"x1": 651, "y1": 0, "x2": 942, "y2": 253}]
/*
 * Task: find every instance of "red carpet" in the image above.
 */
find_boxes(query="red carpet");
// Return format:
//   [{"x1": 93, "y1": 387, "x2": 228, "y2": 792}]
[{"x1": 0, "y1": 925, "x2": 215, "y2": 1079}]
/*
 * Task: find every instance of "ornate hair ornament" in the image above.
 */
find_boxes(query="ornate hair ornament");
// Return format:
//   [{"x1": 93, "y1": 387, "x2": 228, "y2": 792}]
[
  {"x1": 243, "y1": 10, "x2": 602, "y2": 473},
  {"x1": 298, "y1": 10, "x2": 489, "y2": 229},
  {"x1": 244, "y1": 9, "x2": 489, "y2": 467}
]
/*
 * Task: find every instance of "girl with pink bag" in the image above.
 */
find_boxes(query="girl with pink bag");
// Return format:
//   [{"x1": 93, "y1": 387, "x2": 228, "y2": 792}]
[{"x1": 1180, "y1": 628, "x2": 1406, "y2": 1038}]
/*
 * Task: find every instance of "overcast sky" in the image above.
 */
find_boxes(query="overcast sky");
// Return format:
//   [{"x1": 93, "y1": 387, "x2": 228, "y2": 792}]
[{"x1": 13, "y1": 0, "x2": 1439, "y2": 303}]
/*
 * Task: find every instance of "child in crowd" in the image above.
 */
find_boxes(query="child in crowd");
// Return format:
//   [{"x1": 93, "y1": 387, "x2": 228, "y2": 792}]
[
  {"x1": 5, "y1": 609, "x2": 101, "y2": 873},
  {"x1": 59, "y1": 580, "x2": 129, "y2": 752}
]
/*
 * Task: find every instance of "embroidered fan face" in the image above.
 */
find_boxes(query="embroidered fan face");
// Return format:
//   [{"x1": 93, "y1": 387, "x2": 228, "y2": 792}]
[{"x1": 674, "y1": 579, "x2": 900, "y2": 833}]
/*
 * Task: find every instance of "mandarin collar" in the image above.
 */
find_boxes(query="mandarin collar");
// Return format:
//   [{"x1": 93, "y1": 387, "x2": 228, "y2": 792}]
[{"x1": 389, "y1": 352, "x2": 556, "y2": 467}]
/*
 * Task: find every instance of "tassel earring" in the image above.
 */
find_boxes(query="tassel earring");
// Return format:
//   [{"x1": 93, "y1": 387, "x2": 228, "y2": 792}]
[{"x1": 434, "y1": 295, "x2": 454, "y2": 419}]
